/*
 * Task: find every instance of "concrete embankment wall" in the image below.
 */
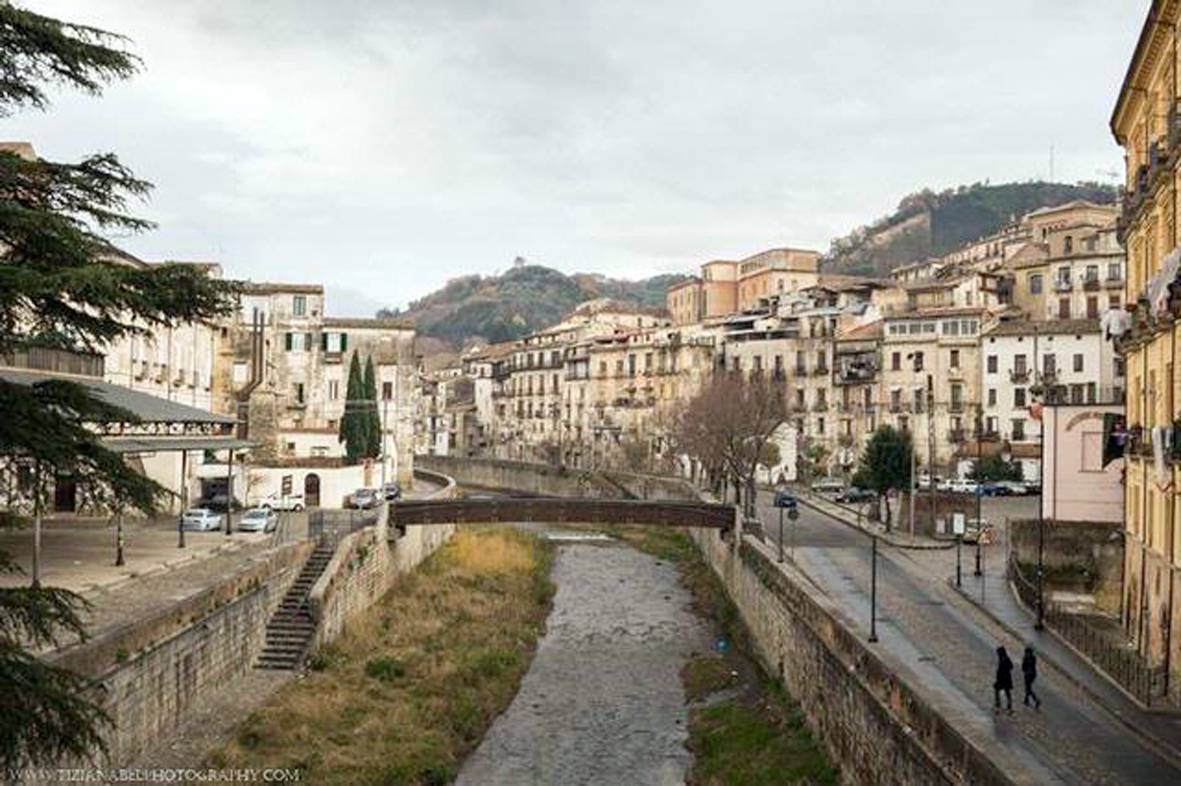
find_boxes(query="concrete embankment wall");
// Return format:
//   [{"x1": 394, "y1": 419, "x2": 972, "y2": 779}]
[
  {"x1": 308, "y1": 468, "x2": 458, "y2": 649},
  {"x1": 50, "y1": 538, "x2": 316, "y2": 767},
  {"x1": 1009, "y1": 518, "x2": 1123, "y2": 613},
  {"x1": 429, "y1": 456, "x2": 1013, "y2": 786}
]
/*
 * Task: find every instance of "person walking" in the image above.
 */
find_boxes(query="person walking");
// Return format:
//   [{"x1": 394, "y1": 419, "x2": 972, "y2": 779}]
[
  {"x1": 994, "y1": 646, "x2": 1014, "y2": 713},
  {"x1": 1022, "y1": 646, "x2": 1042, "y2": 709}
]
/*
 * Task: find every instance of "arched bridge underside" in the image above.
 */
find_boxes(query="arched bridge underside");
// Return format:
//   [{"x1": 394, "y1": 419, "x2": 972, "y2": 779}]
[{"x1": 391, "y1": 497, "x2": 735, "y2": 532}]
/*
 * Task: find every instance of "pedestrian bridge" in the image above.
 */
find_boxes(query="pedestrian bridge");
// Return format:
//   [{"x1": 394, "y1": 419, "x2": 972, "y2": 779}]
[{"x1": 390, "y1": 497, "x2": 735, "y2": 532}]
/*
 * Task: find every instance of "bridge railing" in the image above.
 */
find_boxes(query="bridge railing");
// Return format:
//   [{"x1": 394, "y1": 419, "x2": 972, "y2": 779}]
[{"x1": 390, "y1": 496, "x2": 735, "y2": 531}]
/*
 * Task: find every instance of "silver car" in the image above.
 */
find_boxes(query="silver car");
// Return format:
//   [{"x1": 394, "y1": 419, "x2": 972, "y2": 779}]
[
  {"x1": 238, "y1": 507, "x2": 277, "y2": 533},
  {"x1": 180, "y1": 508, "x2": 223, "y2": 532}
]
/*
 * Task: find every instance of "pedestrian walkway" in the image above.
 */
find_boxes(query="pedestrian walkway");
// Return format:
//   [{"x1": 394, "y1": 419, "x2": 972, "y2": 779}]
[
  {"x1": 786, "y1": 486, "x2": 952, "y2": 550},
  {"x1": 954, "y1": 559, "x2": 1181, "y2": 768}
]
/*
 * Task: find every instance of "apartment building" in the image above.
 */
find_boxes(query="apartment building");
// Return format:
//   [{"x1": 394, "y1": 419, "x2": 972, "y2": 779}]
[
  {"x1": 980, "y1": 319, "x2": 1125, "y2": 482},
  {"x1": 666, "y1": 248, "x2": 822, "y2": 324},
  {"x1": 217, "y1": 282, "x2": 417, "y2": 486},
  {"x1": 1111, "y1": 0, "x2": 1181, "y2": 696}
]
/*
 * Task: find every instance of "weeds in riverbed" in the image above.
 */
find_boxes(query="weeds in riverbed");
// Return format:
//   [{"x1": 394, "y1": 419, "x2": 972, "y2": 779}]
[
  {"x1": 207, "y1": 528, "x2": 554, "y2": 785},
  {"x1": 614, "y1": 526, "x2": 836, "y2": 785}
]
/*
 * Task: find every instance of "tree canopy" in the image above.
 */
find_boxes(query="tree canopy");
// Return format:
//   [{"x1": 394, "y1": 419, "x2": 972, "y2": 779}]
[
  {"x1": 0, "y1": 2, "x2": 236, "y2": 769},
  {"x1": 853, "y1": 426, "x2": 913, "y2": 530}
]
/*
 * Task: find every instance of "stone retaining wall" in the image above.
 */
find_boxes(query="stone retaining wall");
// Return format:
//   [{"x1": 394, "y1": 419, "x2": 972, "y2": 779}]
[
  {"x1": 1009, "y1": 518, "x2": 1123, "y2": 613},
  {"x1": 308, "y1": 468, "x2": 458, "y2": 649},
  {"x1": 50, "y1": 538, "x2": 316, "y2": 767}
]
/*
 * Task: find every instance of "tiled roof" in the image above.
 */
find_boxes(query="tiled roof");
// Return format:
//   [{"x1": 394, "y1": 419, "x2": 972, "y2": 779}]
[{"x1": 984, "y1": 318, "x2": 1100, "y2": 337}]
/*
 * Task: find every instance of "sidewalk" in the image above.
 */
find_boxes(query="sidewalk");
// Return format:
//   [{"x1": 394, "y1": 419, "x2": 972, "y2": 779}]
[
  {"x1": 791, "y1": 488, "x2": 952, "y2": 550},
  {"x1": 952, "y1": 560, "x2": 1181, "y2": 769}
]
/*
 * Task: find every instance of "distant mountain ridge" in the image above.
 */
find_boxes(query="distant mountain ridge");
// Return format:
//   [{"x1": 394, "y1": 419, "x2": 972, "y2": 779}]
[
  {"x1": 381, "y1": 264, "x2": 687, "y2": 349},
  {"x1": 824, "y1": 181, "x2": 1119, "y2": 277}
]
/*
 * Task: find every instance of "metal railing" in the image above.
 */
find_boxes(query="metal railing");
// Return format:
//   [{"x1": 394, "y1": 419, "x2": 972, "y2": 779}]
[
  {"x1": 1008, "y1": 554, "x2": 1167, "y2": 706},
  {"x1": 308, "y1": 508, "x2": 379, "y2": 547}
]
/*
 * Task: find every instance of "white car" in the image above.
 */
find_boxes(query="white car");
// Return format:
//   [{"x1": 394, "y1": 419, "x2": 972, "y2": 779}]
[
  {"x1": 238, "y1": 507, "x2": 278, "y2": 533},
  {"x1": 951, "y1": 479, "x2": 980, "y2": 495},
  {"x1": 262, "y1": 492, "x2": 305, "y2": 511},
  {"x1": 180, "y1": 508, "x2": 223, "y2": 532}
]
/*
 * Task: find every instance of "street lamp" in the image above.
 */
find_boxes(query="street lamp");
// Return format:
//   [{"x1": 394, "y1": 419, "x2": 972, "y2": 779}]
[{"x1": 869, "y1": 533, "x2": 879, "y2": 643}]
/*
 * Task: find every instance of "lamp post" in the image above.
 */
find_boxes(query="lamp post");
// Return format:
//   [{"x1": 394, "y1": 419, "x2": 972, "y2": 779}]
[
  {"x1": 178, "y1": 450, "x2": 187, "y2": 549},
  {"x1": 776, "y1": 482, "x2": 786, "y2": 562},
  {"x1": 869, "y1": 533, "x2": 879, "y2": 643},
  {"x1": 974, "y1": 403, "x2": 983, "y2": 577}
]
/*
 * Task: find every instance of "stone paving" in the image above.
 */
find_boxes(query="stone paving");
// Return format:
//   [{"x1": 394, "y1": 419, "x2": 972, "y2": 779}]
[{"x1": 759, "y1": 495, "x2": 1181, "y2": 784}]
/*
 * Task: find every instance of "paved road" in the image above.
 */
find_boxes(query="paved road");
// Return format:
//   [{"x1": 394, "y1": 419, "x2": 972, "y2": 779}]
[{"x1": 758, "y1": 495, "x2": 1179, "y2": 785}]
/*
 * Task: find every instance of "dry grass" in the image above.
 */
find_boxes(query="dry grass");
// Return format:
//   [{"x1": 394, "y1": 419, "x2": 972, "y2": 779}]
[{"x1": 208, "y1": 528, "x2": 554, "y2": 785}]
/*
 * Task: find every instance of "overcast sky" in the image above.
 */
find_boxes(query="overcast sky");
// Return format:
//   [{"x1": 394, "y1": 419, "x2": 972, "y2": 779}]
[{"x1": 7, "y1": 1, "x2": 1145, "y2": 315}]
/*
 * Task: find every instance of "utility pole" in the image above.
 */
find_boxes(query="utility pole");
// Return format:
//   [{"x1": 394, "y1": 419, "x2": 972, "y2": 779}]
[
  {"x1": 927, "y1": 374, "x2": 936, "y2": 538},
  {"x1": 975, "y1": 403, "x2": 983, "y2": 576}
]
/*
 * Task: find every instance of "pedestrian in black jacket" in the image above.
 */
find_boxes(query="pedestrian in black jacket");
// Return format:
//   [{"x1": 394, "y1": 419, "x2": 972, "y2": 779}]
[
  {"x1": 1022, "y1": 646, "x2": 1042, "y2": 709},
  {"x1": 994, "y1": 646, "x2": 1014, "y2": 712}
]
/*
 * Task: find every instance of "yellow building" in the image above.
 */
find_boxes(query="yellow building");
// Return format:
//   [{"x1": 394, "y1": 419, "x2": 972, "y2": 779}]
[{"x1": 1111, "y1": 0, "x2": 1181, "y2": 702}]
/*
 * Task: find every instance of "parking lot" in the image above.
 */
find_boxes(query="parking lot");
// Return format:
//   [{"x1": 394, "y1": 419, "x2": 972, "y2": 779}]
[{"x1": 0, "y1": 510, "x2": 308, "y2": 595}]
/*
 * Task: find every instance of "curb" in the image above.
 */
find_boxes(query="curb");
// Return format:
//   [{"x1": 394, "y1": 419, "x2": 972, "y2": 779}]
[
  {"x1": 80, "y1": 536, "x2": 255, "y2": 597},
  {"x1": 796, "y1": 494, "x2": 953, "y2": 550},
  {"x1": 947, "y1": 577, "x2": 1181, "y2": 772}
]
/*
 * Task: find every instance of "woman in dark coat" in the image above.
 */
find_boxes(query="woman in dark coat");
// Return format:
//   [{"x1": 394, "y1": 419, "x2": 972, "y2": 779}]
[
  {"x1": 1022, "y1": 647, "x2": 1042, "y2": 709},
  {"x1": 994, "y1": 646, "x2": 1014, "y2": 712}
]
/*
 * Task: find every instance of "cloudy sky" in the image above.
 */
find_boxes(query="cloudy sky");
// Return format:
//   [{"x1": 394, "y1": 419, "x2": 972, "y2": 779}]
[{"x1": 7, "y1": 1, "x2": 1145, "y2": 314}]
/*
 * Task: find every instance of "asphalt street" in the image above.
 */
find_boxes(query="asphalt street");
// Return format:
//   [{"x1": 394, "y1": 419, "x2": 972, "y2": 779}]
[{"x1": 756, "y1": 494, "x2": 1180, "y2": 785}]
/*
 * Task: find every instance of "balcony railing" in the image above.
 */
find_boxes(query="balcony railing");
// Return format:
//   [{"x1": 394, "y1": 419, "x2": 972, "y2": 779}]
[
  {"x1": 1054, "y1": 278, "x2": 1073, "y2": 292},
  {"x1": 948, "y1": 429, "x2": 966, "y2": 443},
  {"x1": 949, "y1": 401, "x2": 965, "y2": 414},
  {"x1": 812, "y1": 401, "x2": 829, "y2": 413},
  {"x1": 1083, "y1": 276, "x2": 1101, "y2": 292},
  {"x1": 1010, "y1": 368, "x2": 1030, "y2": 383}
]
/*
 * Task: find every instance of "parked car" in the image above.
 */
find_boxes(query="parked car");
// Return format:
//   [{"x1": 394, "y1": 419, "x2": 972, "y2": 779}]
[
  {"x1": 262, "y1": 492, "x2": 305, "y2": 511},
  {"x1": 350, "y1": 488, "x2": 382, "y2": 509},
  {"x1": 935, "y1": 478, "x2": 956, "y2": 493},
  {"x1": 180, "y1": 508, "x2": 223, "y2": 532},
  {"x1": 836, "y1": 486, "x2": 874, "y2": 504},
  {"x1": 196, "y1": 493, "x2": 243, "y2": 513},
  {"x1": 774, "y1": 489, "x2": 797, "y2": 508},
  {"x1": 949, "y1": 479, "x2": 980, "y2": 495},
  {"x1": 978, "y1": 481, "x2": 1008, "y2": 497},
  {"x1": 382, "y1": 482, "x2": 402, "y2": 501},
  {"x1": 810, "y1": 478, "x2": 845, "y2": 495},
  {"x1": 962, "y1": 518, "x2": 992, "y2": 544},
  {"x1": 997, "y1": 480, "x2": 1034, "y2": 496},
  {"x1": 237, "y1": 507, "x2": 278, "y2": 533}
]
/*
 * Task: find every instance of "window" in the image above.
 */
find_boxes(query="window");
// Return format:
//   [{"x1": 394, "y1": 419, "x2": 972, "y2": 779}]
[
  {"x1": 890, "y1": 389, "x2": 902, "y2": 411},
  {"x1": 1071, "y1": 384, "x2": 1085, "y2": 404},
  {"x1": 891, "y1": 352, "x2": 901, "y2": 371},
  {"x1": 1086, "y1": 297, "x2": 1098, "y2": 319},
  {"x1": 796, "y1": 389, "x2": 806, "y2": 408},
  {"x1": 323, "y1": 332, "x2": 347, "y2": 353},
  {"x1": 293, "y1": 295, "x2": 306, "y2": 316},
  {"x1": 1012, "y1": 419, "x2": 1026, "y2": 441},
  {"x1": 1057, "y1": 266, "x2": 1071, "y2": 285},
  {"x1": 753, "y1": 355, "x2": 763, "y2": 373},
  {"x1": 1108, "y1": 262, "x2": 1122, "y2": 281},
  {"x1": 1014, "y1": 354, "x2": 1027, "y2": 374},
  {"x1": 627, "y1": 355, "x2": 636, "y2": 376},
  {"x1": 817, "y1": 417, "x2": 825, "y2": 435},
  {"x1": 383, "y1": 381, "x2": 393, "y2": 400},
  {"x1": 987, "y1": 355, "x2": 997, "y2": 374},
  {"x1": 987, "y1": 388, "x2": 997, "y2": 407},
  {"x1": 1110, "y1": 294, "x2": 1121, "y2": 310},
  {"x1": 1064, "y1": 235, "x2": 1073, "y2": 254},
  {"x1": 284, "y1": 332, "x2": 312, "y2": 352},
  {"x1": 1044, "y1": 354, "x2": 1056, "y2": 375},
  {"x1": 1029, "y1": 274, "x2": 1043, "y2": 295},
  {"x1": 1014, "y1": 388, "x2": 1026, "y2": 407},
  {"x1": 1087, "y1": 382, "x2": 1096, "y2": 403},
  {"x1": 327, "y1": 380, "x2": 339, "y2": 400},
  {"x1": 950, "y1": 349, "x2": 960, "y2": 369},
  {"x1": 1073, "y1": 353, "x2": 1084, "y2": 373},
  {"x1": 1058, "y1": 298, "x2": 1071, "y2": 319},
  {"x1": 912, "y1": 352, "x2": 924, "y2": 372},
  {"x1": 1085, "y1": 264, "x2": 1099, "y2": 283},
  {"x1": 294, "y1": 383, "x2": 305, "y2": 404}
]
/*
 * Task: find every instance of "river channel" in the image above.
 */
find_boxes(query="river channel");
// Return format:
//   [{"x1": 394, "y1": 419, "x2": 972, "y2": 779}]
[{"x1": 455, "y1": 538, "x2": 710, "y2": 785}]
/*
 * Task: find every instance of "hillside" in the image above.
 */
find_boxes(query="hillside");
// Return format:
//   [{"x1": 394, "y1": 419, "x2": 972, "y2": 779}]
[
  {"x1": 824, "y1": 181, "x2": 1119, "y2": 277},
  {"x1": 383, "y1": 264, "x2": 686, "y2": 349}
]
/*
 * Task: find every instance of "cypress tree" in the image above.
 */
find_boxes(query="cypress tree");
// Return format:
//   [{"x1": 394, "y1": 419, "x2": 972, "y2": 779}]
[
  {"x1": 363, "y1": 356, "x2": 381, "y2": 458},
  {"x1": 0, "y1": 3, "x2": 236, "y2": 769},
  {"x1": 339, "y1": 352, "x2": 366, "y2": 463}
]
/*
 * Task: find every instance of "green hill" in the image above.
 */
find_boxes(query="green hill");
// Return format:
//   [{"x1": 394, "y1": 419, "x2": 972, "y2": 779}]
[
  {"x1": 382, "y1": 264, "x2": 686, "y2": 348},
  {"x1": 824, "y1": 181, "x2": 1119, "y2": 277}
]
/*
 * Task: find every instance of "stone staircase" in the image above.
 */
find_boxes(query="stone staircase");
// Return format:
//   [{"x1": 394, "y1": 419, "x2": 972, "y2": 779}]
[{"x1": 255, "y1": 543, "x2": 334, "y2": 670}]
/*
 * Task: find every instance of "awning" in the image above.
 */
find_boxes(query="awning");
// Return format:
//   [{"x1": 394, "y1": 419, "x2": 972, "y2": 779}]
[
  {"x1": 0, "y1": 369, "x2": 233, "y2": 425},
  {"x1": 101, "y1": 437, "x2": 259, "y2": 455}
]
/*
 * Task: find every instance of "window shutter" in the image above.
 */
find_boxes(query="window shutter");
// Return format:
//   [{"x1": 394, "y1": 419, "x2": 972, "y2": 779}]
[
  {"x1": 285, "y1": 332, "x2": 293, "y2": 351},
  {"x1": 321, "y1": 332, "x2": 328, "y2": 351},
  {"x1": 305, "y1": 332, "x2": 313, "y2": 351},
  {"x1": 341, "y1": 333, "x2": 348, "y2": 352}
]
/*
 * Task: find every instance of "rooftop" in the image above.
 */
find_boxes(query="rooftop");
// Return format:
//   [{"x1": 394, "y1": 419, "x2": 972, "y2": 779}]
[
  {"x1": 984, "y1": 318, "x2": 1101, "y2": 337},
  {"x1": 323, "y1": 316, "x2": 414, "y2": 330}
]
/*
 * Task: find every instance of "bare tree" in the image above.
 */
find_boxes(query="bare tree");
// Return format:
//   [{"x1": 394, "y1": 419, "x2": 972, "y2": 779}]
[{"x1": 672, "y1": 371, "x2": 789, "y2": 513}]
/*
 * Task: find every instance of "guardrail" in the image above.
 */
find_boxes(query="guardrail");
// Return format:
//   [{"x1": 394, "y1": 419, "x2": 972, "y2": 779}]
[
  {"x1": 1008, "y1": 553, "x2": 1166, "y2": 706},
  {"x1": 390, "y1": 497, "x2": 735, "y2": 531}
]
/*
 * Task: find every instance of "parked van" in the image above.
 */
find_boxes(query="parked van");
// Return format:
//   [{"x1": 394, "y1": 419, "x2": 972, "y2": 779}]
[{"x1": 811, "y1": 478, "x2": 845, "y2": 495}]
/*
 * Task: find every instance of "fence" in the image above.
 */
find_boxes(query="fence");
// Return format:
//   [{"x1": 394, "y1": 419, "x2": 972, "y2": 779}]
[
  {"x1": 1008, "y1": 553, "x2": 1167, "y2": 706},
  {"x1": 308, "y1": 508, "x2": 378, "y2": 547}
]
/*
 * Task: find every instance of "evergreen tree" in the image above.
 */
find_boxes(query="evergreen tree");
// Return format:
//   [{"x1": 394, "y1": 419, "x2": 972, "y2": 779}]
[
  {"x1": 338, "y1": 352, "x2": 366, "y2": 463},
  {"x1": 852, "y1": 426, "x2": 913, "y2": 531},
  {"x1": 362, "y1": 356, "x2": 381, "y2": 459},
  {"x1": 0, "y1": 3, "x2": 236, "y2": 769}
]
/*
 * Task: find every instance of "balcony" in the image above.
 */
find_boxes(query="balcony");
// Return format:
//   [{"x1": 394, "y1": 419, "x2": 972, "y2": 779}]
[
  {"x1": 812, "y1": 401, "x2": 829, "y2": 413},
  {"x1": 813, "y1": 366, "x2": 830, "y2": 377},
  {"x1": 1083, "y1": 275, "x2": 1101, "y2": 292},
  {"x1": 794, "y1": 366, "x2": 808, "y2": 377},
  {"x1": 948, "y1": 401, "x2": 965, "y2": 414},
  {"x1": 889, "y1": 403, "x2": 904, "y2": 414},
  {"x1": 837, "y1": 364, "x2": 878, "y2": 385},
  {"x1": 1105, "y1": 274, "x2": 1124, "y2": 290},
  {"x1": 947, "y1": 365, "x2": 964, "y2": 379},
  {"x1": 1053, "y1": 278, "x2": 1073, "y2": 293},
  {"x1": 948, "y1": 428, "x2": 966, "y2": 443},
  {"x1": 1010, "y1": 368, "x2": 1030, "y2": 383}
]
